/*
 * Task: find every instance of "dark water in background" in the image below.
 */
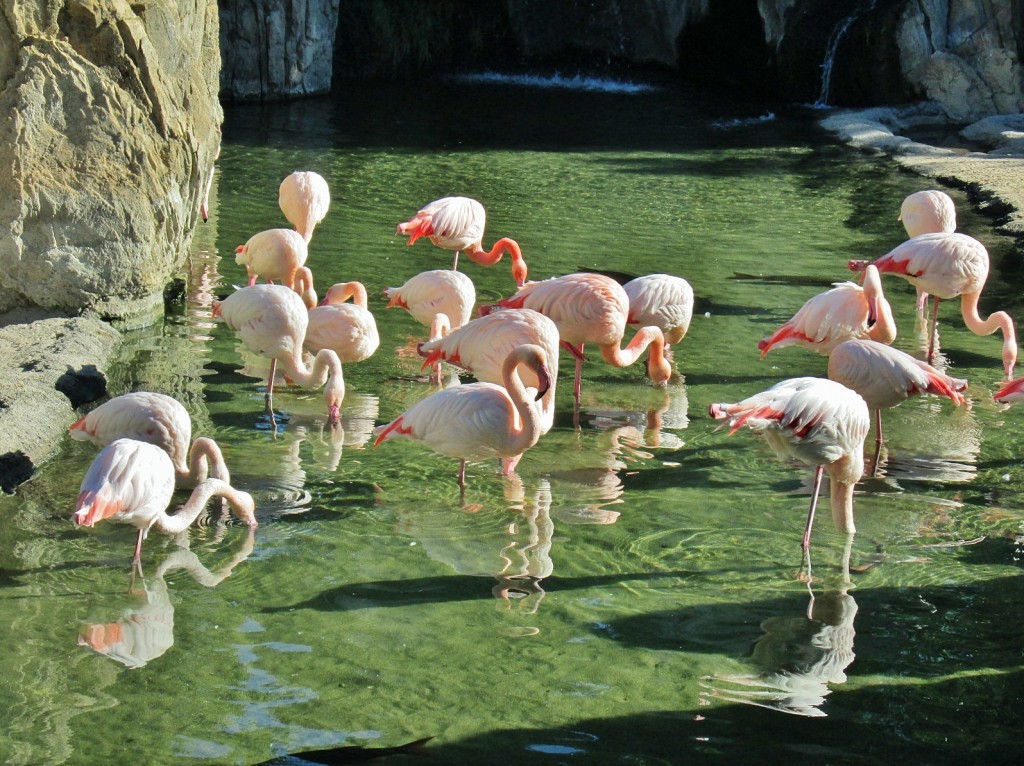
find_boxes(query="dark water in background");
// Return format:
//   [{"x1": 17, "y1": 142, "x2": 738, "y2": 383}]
[{"x1": 1, "y1": 75, "x2": 1022, "y2": 765}]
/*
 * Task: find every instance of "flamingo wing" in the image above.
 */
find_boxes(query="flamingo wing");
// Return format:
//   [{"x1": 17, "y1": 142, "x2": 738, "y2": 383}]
[{"x1": 74, "y1": 440, "x2": 175, "y2": 531}]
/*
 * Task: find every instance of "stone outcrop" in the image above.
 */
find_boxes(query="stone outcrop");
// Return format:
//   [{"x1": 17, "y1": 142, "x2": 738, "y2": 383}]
[
  {"x1": 219, "y1": 0, "x2": 340, "y2": 99},
  {"x1": 0, "y1": 0, "x2": 223, "y2": 320}
]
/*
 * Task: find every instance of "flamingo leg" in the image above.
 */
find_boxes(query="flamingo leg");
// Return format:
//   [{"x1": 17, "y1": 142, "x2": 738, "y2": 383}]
[
  {"x1": 452, "y1": 251, "x2": 460, "y2": 271},
  {"x1": 874, "y1": 409, "x2": 884, "y2": 446},
  {"x1": 128, "y1": 529, "x2": 146, "y2": 594},
  {"x1": 801, "y1": 465, "x2": 825, "y2": 551},
  {"x1": 927, "y1": 295, "x2": 941, "y2": 364},
  {"x1": 266, "y1": 358, "x2": 278, "y2": 402}
]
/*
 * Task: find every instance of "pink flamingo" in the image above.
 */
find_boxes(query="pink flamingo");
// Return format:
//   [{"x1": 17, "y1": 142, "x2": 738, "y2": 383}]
[
  {"x1": 849, "y1": 232, "x2": 1017, "y2": 378},
  {"x1": 73, "y1": 439, "x2": 257, "y2": 582},
  {"x1": 374, "y1": 344, "x2": 552, "y2": 495},
  {"x1": 213, "y1": 284, "x2": 345, "y2": 425},
  {"x1": 709, "y1": 377, "x2": 870, "y2": 550},
  {"x1": 396, "y1": 196, "x2": 528, "y2": 286},
  {"x1": 279, "y1": 171, "x2": 330, "y2": 243},
  {"x1": 304, "y1": 281, "x2": 380, "y2": 364},
  {"x1": 827, "y1": 338, "x2": 967, "y2": 448},
  {"x1": 758, "y1": 265, "x2": 896, "y2": 358},
  {"x1": 418, "y1": 308, "x2": 565, "y2": 434},
  {"x1": 384, "y1": 269, "x2": 475, "y2": 331},
  {"x1": 234, "y1": 228, "x2": 317, "y2": 308},
  {"x1": 69, "y1": 391, "x2": 230, "y2": 488},
  {"x1": 623, "y1": 274, "x2": 694, "y2": 346},
  {"x1": 899, "y1": 189, "x2": 957, "y2": 311},
  {"x1": 483, "y1": 272, "x2": 671, "y2": 408}
]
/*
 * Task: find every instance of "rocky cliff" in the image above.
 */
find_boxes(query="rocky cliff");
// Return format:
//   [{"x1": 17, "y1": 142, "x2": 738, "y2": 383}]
[
  {"x1": 221, "y1": 0, "x2": 1023, "y2": 124},
  {"x1": 0, "y1": 0, "x2": 223, "y2": 320}
]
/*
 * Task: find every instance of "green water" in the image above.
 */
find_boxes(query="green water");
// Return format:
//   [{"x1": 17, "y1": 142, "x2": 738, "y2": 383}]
[{"x1": 2, "y1": 77, "x2": 1022, "y2": 765}]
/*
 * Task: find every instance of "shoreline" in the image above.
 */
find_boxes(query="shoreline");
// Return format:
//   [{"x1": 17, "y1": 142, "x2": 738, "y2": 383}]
[
  {"x1": 2, "y1": 101, "x2": 1023, "y2": 494},
  {"x1": 819, "y1": 104, "x2": 1024, "y2": 248}
]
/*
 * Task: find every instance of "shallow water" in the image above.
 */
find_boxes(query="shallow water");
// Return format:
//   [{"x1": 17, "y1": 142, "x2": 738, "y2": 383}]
[{"x1": 1, "y1": 76, "x2": 1022, "y2": 765}]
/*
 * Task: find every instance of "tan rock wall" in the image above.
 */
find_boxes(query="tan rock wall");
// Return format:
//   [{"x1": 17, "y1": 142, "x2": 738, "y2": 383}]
[{"x1": 0, "y1": 1, "x2": 222, "y2": 320}]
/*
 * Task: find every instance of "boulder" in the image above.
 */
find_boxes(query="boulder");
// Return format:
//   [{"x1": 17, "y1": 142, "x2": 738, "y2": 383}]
[{"x1": 0, "y1": 0, "x2": 222, "y2": 321}]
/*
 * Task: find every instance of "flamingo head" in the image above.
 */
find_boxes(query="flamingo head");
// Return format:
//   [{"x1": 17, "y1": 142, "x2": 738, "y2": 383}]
[{"x1": 512, "y1": 254, "x2": 528, "y2": 288}]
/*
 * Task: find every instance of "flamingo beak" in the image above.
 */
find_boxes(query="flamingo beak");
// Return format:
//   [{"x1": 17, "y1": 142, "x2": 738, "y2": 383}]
[{"x1": 534, "y1": 365, "x2": 552, "y2": 400}]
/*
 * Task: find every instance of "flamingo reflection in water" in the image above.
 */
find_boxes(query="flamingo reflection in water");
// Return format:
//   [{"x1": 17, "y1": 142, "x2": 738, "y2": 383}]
[
  {"x1": 702, "y1": 538, "x2": 857, "y2": 717},
  {"x1": 79, "y1": 535, "x2": 255, "y2": 669}
]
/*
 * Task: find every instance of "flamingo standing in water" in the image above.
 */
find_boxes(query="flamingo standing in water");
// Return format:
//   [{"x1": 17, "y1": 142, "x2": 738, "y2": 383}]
[
  {"x1": 213, "y1": 284, "x2": 345, "y2": 425},
  {"x1": 709, "y1": 377, "x2": 870, "y2": 550},
  {"x1": 623, "y1": 273, "x2": 694, "y2": 347},
  {"x1": 234, "y1": 228, "x2": 317, "y2": 308},
  {"x1": 827, "y1": 338, "x2": 967, "y2": 460},
  {"x1": 899, "y1": 189, "x2": 957, "y2": 311},
  {"x1": 849, "y1": 232, "x2": 1017, "y2": 379},
  {"x1": 73, "y1": 439, "x2": 257, "y2": 582},
  {"x1": 418, "y1": 308, "x2": 565, "y2": 434},
  {"x1": 483, "y1": 272, "x2": 671, "y2": 408},
  {"x1": 304, "y1": 281, "x2": 380, "y2": 364},
  {"x1": 396, "y1": 196, "x2": 528, "y2": 286},
  {"x1": 374, "y1": 344, "x2": 552, "y2": 495},
  {"x1": 279, "y1": 171, "x2": 330, "y2": 243},
  {"x1": 69, "y1": 391, "x2": 231, "y2": 488},
  {"x1": 758, "y1": 265, "x2": 896, "y2": 358}
]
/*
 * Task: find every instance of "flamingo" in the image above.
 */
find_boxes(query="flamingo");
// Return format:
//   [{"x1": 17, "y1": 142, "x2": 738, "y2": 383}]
[
  {"x1": 69, "y1": 391, "x2": 231, "y2": 489},
  {"x1": 827, "y1": 338, "x2": 967, "y2": 449},
  {"x1": 73, "y1": 439, "x2": 257, "y2": 582},
  {"x1": 304, "y1": 281, "x2": 380, "y2": 364},
  {"x1": 623, "y1": 274, "x2": 694, "y2": 346},
  {"x1": 396, "y1": 196, "x2": 528, "y2": 286},
  {"x1": 279, "y1": 170, "x2": 330, "y2": 243},
  {"x1": 899, "y1": 189, "x2": 957, "y2": 311},
  {"x1": 213, "y1": 284, "x2": 345, "y2": 425},
  {"x1": 709, "y1": 377, "x2": 870, "y2": 549},
  {"x1": 374, "y1": 344, "x2": 552, "y2": 494},
  {"x1": 758, "y1": 265, "x2": 896, "y2": 358},
  {"x1": 384, "y1": 269, "x2": 475, "y2": 331},
  {"x1": 417, "y1": 308, "x2": 565, "y2": 434},
  {"x1": 234, "y1": 228, "x2": 317, "y2": 308},
  {"x1": 482, "y1": 272, "x2": 671, "y2": 408},
  {"x1": 849, "y1": 232, "x2": 1017, "y2": 378}
]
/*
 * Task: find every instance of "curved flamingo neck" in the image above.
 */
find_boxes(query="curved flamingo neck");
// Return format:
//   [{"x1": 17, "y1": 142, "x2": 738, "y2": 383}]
[
  {"x1": 293, "y1": 266, "x2": 317, "y2": 309},
  {"x1": 960, "y1": 290, "x2": 1017, "y2": 378},
  {"x1": 178, "y1": 437, "x2": 230, "y2": 488},
  {"x1": 467, "y1": 238, "x2": 528, "y2": 286},
  {"x1": 503, "y1": 347, "x2": 548, "y2": 455},
  {"x1": 598, "y1": 326, "x2": 671, "y2": 384},
  {"x1": 153, "y1": 479, "x2": 256, "y2": 535},
  {"x1": 828, "y1": 478, "x2": 857, "y2": 535},
  {"x1": 324, "y1": 281, "x2": 368, "y2": 308}
]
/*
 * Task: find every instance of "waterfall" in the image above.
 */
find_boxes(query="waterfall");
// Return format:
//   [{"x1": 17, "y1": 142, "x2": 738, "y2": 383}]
[{"x1": 814, "y1": 0, "x2": 879, "y2": 107}]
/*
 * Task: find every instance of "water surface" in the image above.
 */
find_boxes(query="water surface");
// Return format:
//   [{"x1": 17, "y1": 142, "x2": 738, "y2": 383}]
[{"x1": 1, "y1": 76, "x2": 1022, "y2": 765}]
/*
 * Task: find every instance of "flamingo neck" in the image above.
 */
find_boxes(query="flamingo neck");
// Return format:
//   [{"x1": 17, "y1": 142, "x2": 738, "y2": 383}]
[
  {"x1": 287, "y1": 348, "x2": 345, "y2": 418},
  {"x1": 828, "y1": 478, "x2": 857, "y2": 536},
  {"x1": 598, "y1": 326, "x2": 671, "y2": 385},
  {"x1": 503, "y1": 347, "x2": 548, "y2": 455},
  {"x1": 866, "y1": 296, "x2": 897, "y2": 345},
  {"x1": 467, "y1": 238, "x2": 528, "y2": 286},
  {"x1": 153, "y1": 479, "x2": 257, "y2": 535},
  {"x1": 178, "y1": 437, "x2": 231, "y2": 488},
  {"x1": 325, "y1": 281, "x2": 368, "y2": 308},
  {"x1": 960, "y1": 291, "x2": 1017, "y2": 378},
  {"x1": 292, "y1": 267, "x2": 317, "y2": 309}
]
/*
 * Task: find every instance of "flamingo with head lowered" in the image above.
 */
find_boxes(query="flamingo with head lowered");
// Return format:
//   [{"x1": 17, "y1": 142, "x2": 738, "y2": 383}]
[
  {"x1": 214, "y1": 284, "x2": 345, "y2": 425},
  {"x1": 73, "y1": 439, "x2": 257, "y2": 584},
  {"x1": 709, "y1": 377, "x2": 870, "y2": 550},
  {"x1": 396, "y1": 196, "x2": 528, "y2": 286},
  {"x1": 849, "y1": 232, "x2": 1017, "y2": 379}
]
